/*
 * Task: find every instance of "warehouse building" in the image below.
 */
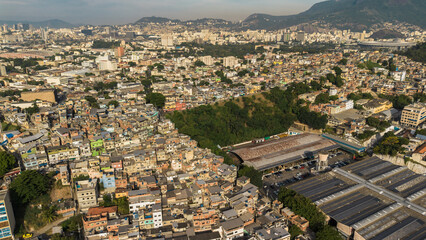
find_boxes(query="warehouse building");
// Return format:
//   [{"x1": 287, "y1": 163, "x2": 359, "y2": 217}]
[
  {"x1": 288, "y1": 156, "x2": 426, "y2": 240},
  {"x1": 230, "y1": 133, "x2": 340, "y2": 171}
]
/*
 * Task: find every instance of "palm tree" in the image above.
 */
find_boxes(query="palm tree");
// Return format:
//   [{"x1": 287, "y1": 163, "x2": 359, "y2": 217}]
[{"x1": 41, "y1": 205, "x2": 58, "y2": 223}]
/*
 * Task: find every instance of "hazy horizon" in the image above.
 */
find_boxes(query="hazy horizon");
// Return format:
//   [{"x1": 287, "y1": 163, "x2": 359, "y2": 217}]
[{"x1": 0, "y1": 0, "x2": 322, "y2": 25}]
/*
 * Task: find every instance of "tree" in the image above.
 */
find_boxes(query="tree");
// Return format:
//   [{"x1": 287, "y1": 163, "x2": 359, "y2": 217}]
[
  {"x1": 114, "y1": 197, "x2": 129, "y2": 215},
  {"x1": 332, "y1": 66, "x2": 342, "y2": 76},
  {"x1": 84, "y1": 96, "x2": 99, "y2": 108},
  {"x1": 289, "y1": 225, "x2": 303, "y2": 240},
  {"x1": 146, "y1": 92, "x2": 166, "y2": 108},
  {"x1": 316, "y1": 225, "x2": 342, "y2": 240},
  {"x1": 373, "y1": 132, "x2": 409, "y2": 156},
  {"x1": 100, "y1": 194, "x2": 114, "y2": 207},
  {"x1": 108, "y1": 100, "x2": 119, "y2": 108},
  {"x1": 238, "y1": 166, "x2": 262, "y2": 188},
  {"x1": 25, "y1": 103, "x2": 40, "y2": 115},
  {"x1": 338, "y1": 58, "x2": 347, "y2": 65},
  {"x1": 141, "y1": 79, "x2": 152, "y2": 91},
  {"x1": 51, "y1": 234, "x2": 74, "y2": 240},
  {"x1": 194, "y1": 60, "x2": 206, "y2": 67},
  {"x1": 0, "y1": 151, "x2": 15, "y2": 176},
  {"x1": 61, "y1": 214, "x2": 82, "y2": 233},
  {"x1": 41, "y1": 205, "x2": 58, "y2": 223},
  {"x1": 315, "y1": 93, "x2": 330, "y2": 104},
  {"x1": 10, "y1": 170, "x2": 50, "y2": 204}
]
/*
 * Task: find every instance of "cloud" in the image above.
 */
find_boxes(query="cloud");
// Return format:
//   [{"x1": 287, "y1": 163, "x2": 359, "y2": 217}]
[{"x1": 0, "y1": 0, "x2": 321, "y2": 25}]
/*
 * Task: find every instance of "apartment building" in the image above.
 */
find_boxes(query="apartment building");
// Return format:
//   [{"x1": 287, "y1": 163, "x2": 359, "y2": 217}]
[
  {"x1": 0, "y1": 190, "x2": 14, "y2": 240},
  {"x1": 400, "y1": 102, "x2": 426, "y2": 128},
  {"x1": 76, "y1": 179, "x2": 98, "y2": 212}
]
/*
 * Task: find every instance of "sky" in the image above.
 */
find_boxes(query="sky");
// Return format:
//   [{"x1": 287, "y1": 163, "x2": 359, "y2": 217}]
[{"x1": 0, "y1": 0, "x2": 322, "y2": 25}]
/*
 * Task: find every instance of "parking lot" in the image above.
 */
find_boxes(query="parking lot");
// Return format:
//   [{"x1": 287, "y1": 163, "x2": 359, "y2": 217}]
[{"x1": 263, "y1": 150, "x2": 354, "y2": 199}]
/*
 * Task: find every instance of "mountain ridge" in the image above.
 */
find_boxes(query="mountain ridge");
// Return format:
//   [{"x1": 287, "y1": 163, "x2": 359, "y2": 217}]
[{"x1": 242, "y1": 0, "x2": 426, "y2": 30}]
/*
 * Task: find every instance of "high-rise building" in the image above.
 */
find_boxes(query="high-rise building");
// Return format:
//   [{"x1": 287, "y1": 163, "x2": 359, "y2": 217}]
[
  {"x1": 296, "y1": 31, "x2": 305, "y2": 42},
  {"x1": 0, "y1": 190, "x2": 15, "y2": 240},
  {"x1": 115, "y1": 47, "x2": 125, "y2": 58},
  {"x1": 223, "y1": 56, "x2": 238, "y2": 68},
  {"x1": 400, "y1": 103, "x2": 426, "y2": 128},
  {"x1": 161, "y1": 35, "x2": 173, "y2": 47}
]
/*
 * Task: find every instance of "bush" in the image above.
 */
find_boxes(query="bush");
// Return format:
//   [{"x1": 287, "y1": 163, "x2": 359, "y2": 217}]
[{"x1": 0, "y1": 151, "x2": 15, "y2": 176}]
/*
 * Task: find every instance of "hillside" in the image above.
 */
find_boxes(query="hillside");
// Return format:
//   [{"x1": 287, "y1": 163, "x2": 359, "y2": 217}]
[
  {"x1": 396, "y1": 42, "x2": 426, "y2": 63},
  {"x1": 135, "y1": 16, "x2": 181, "y2": 24},
  {"x1": 167, "y1": 84, "x2": 328, "y2": 161},
  {"x1": 370, "y1": 29, "x2": 405, "y2": 39},
  {"x1": 242, "y1": 0, "x2": 426, "y2": 30}
]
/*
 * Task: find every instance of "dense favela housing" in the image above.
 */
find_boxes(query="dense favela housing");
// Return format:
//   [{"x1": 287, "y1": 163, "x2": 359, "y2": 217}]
[{"x1": 0, "y1": 16, "x2": 424, "y2": 240}]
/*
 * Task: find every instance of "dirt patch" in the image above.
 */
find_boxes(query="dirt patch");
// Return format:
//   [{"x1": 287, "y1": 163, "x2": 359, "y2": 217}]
[{"x1": 50, "y1": 182, "x2": 72, "y2": 202}]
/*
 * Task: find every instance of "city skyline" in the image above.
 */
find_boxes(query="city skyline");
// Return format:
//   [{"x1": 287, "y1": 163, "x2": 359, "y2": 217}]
[{"x1": 0, "y1": 0, "x2": 322, "y2": 25}]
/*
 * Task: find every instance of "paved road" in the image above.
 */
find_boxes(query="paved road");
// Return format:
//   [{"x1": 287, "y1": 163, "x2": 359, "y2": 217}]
[{"x1": 33, "y1": 216, "x2": 72, "y2": 237}]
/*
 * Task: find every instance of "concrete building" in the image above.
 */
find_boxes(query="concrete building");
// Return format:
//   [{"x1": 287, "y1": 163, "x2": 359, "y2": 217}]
[
  {"x1": 231, "y1": 133, "x2": 339, "y2": 171},
  {"x1": 400, "y1": 102, "x2": 426, "y2": 128},
  {"x1": 288, "y1": 156, "x2": 426, "y2": 240},
  {"x1": 0, "y1": 190, "x2": 15, "y2": 240},
  {"x1": 76, "y1": 179, "x2": 98, "y2": 212},
  {"x1": 220, "y1": 217, "x2": 244, "y2": 240}
]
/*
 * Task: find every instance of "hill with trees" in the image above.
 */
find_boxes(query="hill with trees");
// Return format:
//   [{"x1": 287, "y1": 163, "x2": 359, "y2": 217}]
[
  {"x1": 167, "y1": 84, "x2": 328, "y2": 164},
  {"x1": 396, "y1": 42, "x2": 426, "y2": 64}
]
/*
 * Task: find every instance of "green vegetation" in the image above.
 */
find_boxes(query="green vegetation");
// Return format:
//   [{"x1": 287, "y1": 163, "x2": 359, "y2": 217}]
[
  {"x1": 84, "y1": 96, "x2": 99, "y2": 108},
  {"x1": 353, "y1": 130, "x2": 376, "y2": 141},
  {"x1": 325, "y1": 73, "x2": 344, "y2": 87},
  {"x1": 92, "y1": 40, "x2": 120, "y2": 49},
  {"x1": 10, "y1": 170, "x2": 50, "y2": 204},
  {"x1": 366, "y1": 117, "x2": 391, "y2": 131},
  {"x1": 10, "y1": 170, "x2": 55, "y2": 233},
  {"x1": 415, "y1": 129, "x2": 426, "y2": 136},
  {"x1": 379, "y1": 94, "x2": 412, "y2": 110},
  {"x1": 0, "y1": 89, "x2": 23, "y2": 97},
  {"x1": 73, "y1": 174, "x2": 90, "y2": 182},
  {"x1": 181, "y1": 42, "x2": 265, "y2": 59},
  {"x1": 108, "y1": 100, "x2": 119, "y2": 108},
  {"x1": 274, "y1": 43, "x2": 336, "y2": 54},
  {"x1": 100, "y1": 195, "x2": 129, "y2": 215},
  {"x1": 370, "y1": 29, "x2": 404, "y2": 39},
  {"x1": 146, "y1": 92, "x2": 166, "y2": 108},
  {"x1": 168, "y1": 85, "x2": 327, "y2": 151},
  {"x1": 278, "y1": 188, "x2": 342, "y2": 239},
  {"x1": 297, "y1": 107, "x2": 328, "y2": 129},
  {"x1": 1, "y1": 122, "x2": 20, "y2": 131},
  {"x1": 194, "y1": 60, "x2": 206, "y2": 67},
  {"x1": 316, "y1": 225, "x2": 343, "y2": 240},
  {"x1": 289, "y1": 225, "x2": 303, "y2": 240},
  {"x1": 315, "y1": 93, "x2": 338, "y2": 104},
  {"x1": 373, "y1": 132, "x2": 409, "y2": 156},
  {"x1": 237, "y1": 166, "x2": 262, "y2": 188},
  {"x1": 357, "y1": 60, "x2": 381, "y2": 71},
  {"x1": 25, "y1": 102, "x2": 40, "y2": 115},
  {"x1": 27, "y1": 80, "x2": 44, "y2": 85},
  {"x1": 93, "y1": 81, "x2": 118, "y2": 91},
  {"x1": 0, "y1": 151, "x2": 15, "y2": 176},
  {"x1": 413, "y1": 93, "x2": 426, "y2": 103},
  {"x1": 396, "y1": 42, "x2": 426, "y2": 63},
  {"x1": 338, "y1": 58, "x2": 348, "y2": 65},
  {"x1": 347, "y1": 92, "x2": 374, "y2": 101},
  {"x1": 215, "y1": 70, "x2": 232, "y2": 84}
]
